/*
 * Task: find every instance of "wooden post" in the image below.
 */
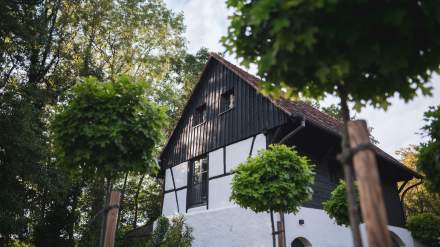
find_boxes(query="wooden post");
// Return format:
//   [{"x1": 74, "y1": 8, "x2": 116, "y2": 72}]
[
  {"x1": 103, "y1": 191, "x2": 121, "y2": 247},
  {"x1": 348, "y1": 120, "x2": 392, "y2": 247},
  {"x1": 277, "y1": 221, "x2": 285, "y2": 247}
]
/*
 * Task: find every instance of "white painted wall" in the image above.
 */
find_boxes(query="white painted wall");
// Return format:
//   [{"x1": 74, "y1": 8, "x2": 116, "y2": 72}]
[
  {"x1": 225, "y1": 137, "x2": 253, "y2": 172},
  {"x1": 164, "y1": 168, "x2": 173, "y2": 191},
  {"x1": 186, "y1": 206, "x2": 273, "y2": 247},
  {"x1": 283, "y1": 207, "x2": 414, "y2": 247},
  {"x1": 208, "y1": 175, "x2": 234, "y2": 209},
  {"x1": 176, "y1": 189, "x2": 187, "y2": 213},
  {"x1": 162, "y1": 192, "x2": 178, "y2": 216},
  {"x1": 209, "y1": 148, "x2": 224, "y2": 178},
  {"x1": 161, "y1": 132, "x2": 415, "y2": 247},
  {"x1": 172, "y1": 162, "x2": 188, "y2": 188},
  {"x1": 251, "y1": 133, "x2": 266, "y2": 157}
]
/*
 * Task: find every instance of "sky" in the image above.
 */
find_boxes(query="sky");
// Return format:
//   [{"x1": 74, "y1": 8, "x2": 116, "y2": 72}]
[{"x1": 165, "y1": 0, "x2": 440, "y2": 158}]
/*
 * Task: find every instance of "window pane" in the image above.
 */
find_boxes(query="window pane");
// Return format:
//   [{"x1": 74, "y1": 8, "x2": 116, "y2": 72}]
[
  {"x1": 188, "y1": 156, "x2": 209, "y2": 208},
  {"x1": 221, "y1": 89, "x2": 234, "y2": 112}
]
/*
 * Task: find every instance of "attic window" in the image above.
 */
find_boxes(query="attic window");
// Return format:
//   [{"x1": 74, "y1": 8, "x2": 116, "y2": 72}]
[
  {"x1": 220, "y1": 88, "x2": 235, "y2": 113},
  {"x1": 193, "y1": 104, "x2": 206, "y2": 126}
]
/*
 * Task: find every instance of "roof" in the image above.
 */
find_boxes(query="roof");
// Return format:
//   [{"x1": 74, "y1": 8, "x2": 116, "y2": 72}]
[{"x1": 161, "y1": 52, "x2": 421, "y2": 179}]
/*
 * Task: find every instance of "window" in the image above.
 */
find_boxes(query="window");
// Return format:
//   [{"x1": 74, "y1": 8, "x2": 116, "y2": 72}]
[
  {"x1": 220, "y1": 88, "x2": 235, "y2": 113},
  {"x1": 193, "y1": 104, "x2": 206, "y2": 126},
  {"x1": 187, "y1": 156, "x2": 208, "y2": 208}
]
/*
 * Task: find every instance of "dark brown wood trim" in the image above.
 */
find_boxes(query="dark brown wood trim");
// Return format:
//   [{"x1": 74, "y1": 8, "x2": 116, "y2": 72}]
[{"x1": 169, "y1": 168, "x2": 180, "y2": 213}]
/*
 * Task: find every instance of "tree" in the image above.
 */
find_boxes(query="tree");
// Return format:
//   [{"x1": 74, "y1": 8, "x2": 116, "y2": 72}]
[
  {"x1": 52, "y1": 76, "x2": 167, "y2": 245},
  {"x1": 417, "y1": 105, "x2": 440, "y2": 194},
  {"x1": 323, "y1": 181, "x2": 360, "y2": 227},
  {"x1": 1, "y1": 0, "x2": 199, "y2": 245},
  {"x1": 0, "y1": 1, "x2": 80, "y2": 244},
  {"x1": 223, "y1": 1, "x2": 440, "y2": 246},
  {"x1": 231, "y1": 144, "x2": 314, "y2": 213},
  {"x1": 231, "y1": 144, "x2": 314, "y2": 246},
  {"x1": 74, "y1": 0, "x2": 186, "y2": 81},
  {"x1": 52, "y1": 76, "x2": 167, "y2": 180},
  {"x1": 396, "y1": 146, "x2": 440, "y2": 217}
]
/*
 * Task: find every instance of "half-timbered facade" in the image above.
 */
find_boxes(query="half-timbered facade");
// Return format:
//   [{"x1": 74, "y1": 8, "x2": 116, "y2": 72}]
[{"x1": 159, "y1": 54, "x2": 420, "y2": 247}]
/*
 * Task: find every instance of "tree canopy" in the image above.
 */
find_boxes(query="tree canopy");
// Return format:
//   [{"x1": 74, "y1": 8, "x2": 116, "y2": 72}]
[
  {"x1": 230, "y1": 144, "x2": 314, "y2": 213},
  {"x1": 223, "y1": 0, "x2": 439, "y2": 109},
  {"x1": 417, "y1": 105, "x2": 440, "y2": 194},
  {"x1": 52, "y1": 76, "x2": 167, "y2": 179},
  {"x1": 323, "y1": 180, "x2": 360, "y2": 227}
]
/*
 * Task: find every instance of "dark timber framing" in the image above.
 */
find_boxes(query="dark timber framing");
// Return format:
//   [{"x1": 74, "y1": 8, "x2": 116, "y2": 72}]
[{"x1": 169, "y1": 168, "x2": 179, "y2": 213}]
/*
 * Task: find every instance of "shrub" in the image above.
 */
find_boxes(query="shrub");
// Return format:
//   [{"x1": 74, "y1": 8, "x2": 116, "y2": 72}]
[
  {"x1": 406, "y1": 213, "x2": 440, "y2": 246},
  {"x1": 146, "y1": 215, "x2": 193, "y2": 247},
  {"x1": 323, "y1": 180, "x2": 360, "y2": 227},
  {"x1": 230, "y1": 144, "x2": 314, "y2": 214}
]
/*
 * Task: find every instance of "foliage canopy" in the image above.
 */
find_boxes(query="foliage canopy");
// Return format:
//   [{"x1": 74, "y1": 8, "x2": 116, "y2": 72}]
[
  {"x1": 417, "y1": 105, "x2": 440, "y2": 194},
  {"x1": 230, "y1": 144, "x2": 314, "y2": 213},
  {"x1": 323, "y1": 180, "x2": 360, "y2": 227},
  {"x1": 223, "y1": 0, "x2": 440, "y2": 109},
  {"x1": 52, "y1": 76, "x2": 167, "y2": 179},
  {"x1": 406, "y1": 213, "x2": 440, "y2": 246}
]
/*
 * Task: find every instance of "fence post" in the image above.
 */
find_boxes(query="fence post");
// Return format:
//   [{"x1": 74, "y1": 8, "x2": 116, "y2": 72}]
[
  {"x1": 348, "y1": 120, "x2": 392, "y2": 247},
  {"x1": 104, "y1": 191, "x2": 121, "y2": 247}
]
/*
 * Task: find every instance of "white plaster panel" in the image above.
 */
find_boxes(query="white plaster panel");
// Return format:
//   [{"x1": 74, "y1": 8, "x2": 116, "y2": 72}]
[
  {"x1": 209, "y1": 148, "x2": 224, "y2": 178},
  {"x1": 226, "y1": 137, "x2": 253, "y2": 172},
  {"x1": 209, "y1": 175, "x2": 234, "y2": 209},
  {"x1": 172, "y1": 162, "x2": 188, "y2": 188},
  {"x1": 162, "y1": 192, "x2": 178, "y2": 216},
  {"x1": 185, "y1": 206, "x2": 273, "y2": 247},
  {"x1": 251, "y1": 133, "x2": 266, "y2": 157},
  {"x1": 176, "y1": 189, "x2": 187, "y2": 213},
  {"x1": 164, "y1": 168, "x2": 173, "y2": 191}
]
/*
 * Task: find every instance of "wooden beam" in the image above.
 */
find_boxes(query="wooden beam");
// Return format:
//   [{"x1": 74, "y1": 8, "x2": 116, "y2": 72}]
[
  {"x1": 104, "y1": 191, "x2": 121, "y2": 247},
  {"x1": 348, "y1": 120, "x2": 392, "y2": 247}
]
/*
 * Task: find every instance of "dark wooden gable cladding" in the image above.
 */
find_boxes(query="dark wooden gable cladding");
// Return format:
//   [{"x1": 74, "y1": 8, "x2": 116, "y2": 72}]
[{"x1": 161, "y1": 59, "x2": 288, "y2": 168}]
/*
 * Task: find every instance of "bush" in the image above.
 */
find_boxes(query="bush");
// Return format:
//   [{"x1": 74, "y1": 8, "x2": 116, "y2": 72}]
[
  {"x1": 406, "y1": 213, "x2": 440, "y2": 246},
  {"x1": 230, "y1": 144, "x2": 315, "y2": 214},
  {"x1": 146, "y1": 215, "x2": 193, "y2": 247},
  {"x1": 323, "y1": 180, "x2": 360, "y2": 226}
]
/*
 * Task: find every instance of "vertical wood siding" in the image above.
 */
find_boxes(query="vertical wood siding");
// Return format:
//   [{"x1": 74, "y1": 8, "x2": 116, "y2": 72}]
[{"x1": 161, "y1": 60, "x2": 288, "y2": 168}]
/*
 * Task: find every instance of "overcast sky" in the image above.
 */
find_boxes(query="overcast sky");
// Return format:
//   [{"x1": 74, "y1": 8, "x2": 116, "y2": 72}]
[{"x1": 165, "y1": 0, "x2": 440, "y2": 158}]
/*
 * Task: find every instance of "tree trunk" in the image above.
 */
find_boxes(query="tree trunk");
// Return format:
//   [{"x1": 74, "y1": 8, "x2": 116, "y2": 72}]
[
  {"x1": 116, "y1": 172, "x2": 129, "y2": 232},
  {"x1": 133, "y1": 174, "x2": 145, "y2": 228},
  {"x1": 348, "y1": 120, "x2": 392, "y2": 247},
  {"x1": 338, "y1": 84, "x2": 363, "y2": 247},
  {"x1": 99, "y1": 178, "x2": 112, "y2": 247}
]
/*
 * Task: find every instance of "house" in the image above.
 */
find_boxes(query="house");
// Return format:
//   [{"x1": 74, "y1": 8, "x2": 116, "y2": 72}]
[{"x1": 159, "y1": 53, "x2": 420, "y2": 247}]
